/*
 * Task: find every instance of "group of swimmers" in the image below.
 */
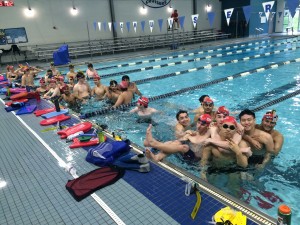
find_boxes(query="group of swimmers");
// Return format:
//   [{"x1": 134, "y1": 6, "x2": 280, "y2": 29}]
[
  {"x1": 144, "y1": 95, "x2": 284, "y2": 181},
  {"x1": 3, "y1": 62, "x2": 284, "y2": 182},
  {"x1": 3, "y1": 62, "x2": 154, "y2": 112}
]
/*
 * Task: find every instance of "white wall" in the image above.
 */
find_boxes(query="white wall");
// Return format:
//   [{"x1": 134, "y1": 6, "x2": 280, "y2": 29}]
[
  {"x1": 0, "y1": 0, "x2": 222, "y2": 46},
  {"x1": 196, "y1": 0, "x2": 222, "y2": 31}
]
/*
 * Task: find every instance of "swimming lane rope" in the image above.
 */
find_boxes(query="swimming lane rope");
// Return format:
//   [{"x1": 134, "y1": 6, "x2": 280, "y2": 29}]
[
  {"x1": 97, "y1": 39, "x2": 300, "y2": 79},
  {"x1": 132, "y1": 45, "x2": 300, "y2": 85},
  {"x1": 80, "y1": 57, "x2": 300, "y2": 118},
  {"x1": 95, "y1": 37, "x2": 298, "y2": 72},
  {"x1": 252, "y1": 88, "x2": 300, "y2": 112}
]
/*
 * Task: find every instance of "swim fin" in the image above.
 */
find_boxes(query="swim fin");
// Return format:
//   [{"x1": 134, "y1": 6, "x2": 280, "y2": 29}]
[{"x1": 112, "y1": 161, "x2": 150, "y2": 173}]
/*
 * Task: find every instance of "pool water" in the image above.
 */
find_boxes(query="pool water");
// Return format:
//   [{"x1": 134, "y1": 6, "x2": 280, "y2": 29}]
[{"x1": 44, "y1": 37, "x2": 300, "y2": 223}]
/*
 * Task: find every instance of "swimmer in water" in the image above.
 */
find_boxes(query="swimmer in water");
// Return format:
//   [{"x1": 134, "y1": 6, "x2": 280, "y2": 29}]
[
  {"x1": 130, "y1": 97, "x2": 158, "y2": 123},
  {"x1": 144, "y1": 114, "x2": 211, "y2": 162}
]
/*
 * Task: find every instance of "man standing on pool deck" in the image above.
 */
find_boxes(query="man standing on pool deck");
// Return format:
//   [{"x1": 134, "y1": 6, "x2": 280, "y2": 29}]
[
  {"x1": 144, "y1": 114, "x2": 212, "y2": 162},
  {"x1": 239, "y1": 109, "x2": 275, "y2": 168},
  {"x1": 122, "y1": 75, "x2": 142, "y2": 97},
  {"x1": 247, "y1": 110, "x2": 283, "y2": 155}
]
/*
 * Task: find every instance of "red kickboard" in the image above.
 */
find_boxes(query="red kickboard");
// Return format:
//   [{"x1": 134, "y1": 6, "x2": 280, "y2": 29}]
[
  {"x1": 57, "y1": 122, "x2": 93, "y2": 139},
  {"x1": 40, "y1": 114, "x2": 71, "y2": 126},
  {"x1": 69, "y1": 138, "x2": 99, "y2": 149},
  {"x1": 10, "y1": 92, "x2": 28, "y2": 101},
  {"x1": 5, "y1": 98, "x2": 28, "y2": 106},
  {"x1": 34, "y1": 107, "x2": 56, "y2": 117}
]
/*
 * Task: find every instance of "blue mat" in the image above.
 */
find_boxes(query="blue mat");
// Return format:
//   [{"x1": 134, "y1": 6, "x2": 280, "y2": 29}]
[
  {"x1": 41, "y1": 109, "x2": 69, "y2": 119},
  {"x1": 16, "y1": 105, "x2": 37, "y2": 115}
]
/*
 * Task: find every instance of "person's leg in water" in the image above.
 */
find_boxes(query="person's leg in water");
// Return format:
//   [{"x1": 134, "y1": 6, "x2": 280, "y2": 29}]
[{"x1": 144, "y1": 124, "x2": 189, "y2": 161}]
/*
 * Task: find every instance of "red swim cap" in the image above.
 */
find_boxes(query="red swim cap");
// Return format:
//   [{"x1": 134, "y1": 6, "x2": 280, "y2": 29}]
[
  {"x1": 119, "y1": 81, "x2": 128, "y2": 89},
  {"x1": 6, "y1": 65, "x2": 14, "y2": 70},
  {"x1": 222, "y1": 116, "x2": 237, "y2": 127},
  {"x1": 93, "y1": 75, "x2": 100, "y2": 80},
  {"x1": 203, "y1": 96, "x2": 213, "y2": 103},
  {"x1": 198, "y1": 114, "x2": 212, "y2": 125},
  {"x1": 263, "y1": 110, "x2": 278, "y2": 122},
  {"x1": 217, "y1": 106, "x2": 229, "y2": 116},
  {"x1": 39, "y1": 78, "x2": 46, "y2": 84},
  {"x1": 138, "y1": 97, "x2": 149, "y2": 107}
]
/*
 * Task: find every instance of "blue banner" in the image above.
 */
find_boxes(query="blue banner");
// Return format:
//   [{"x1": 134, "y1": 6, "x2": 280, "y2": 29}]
[
  {"x1": 103, "y1": 21, "x2": 106, "y2": 31},
  {"x1": 207, "y1": 12, "x2": 215, "y2": 28},
  {"x1": 286, "y1": 0, "x2": 298, "y2": 18},
  {"x1": 93, "y1": 21, "x2": 97, "y2": 31},
  {"x1": 179, "y1": 16, "x2": 185, "y2": 30},
  {"x1": 158, "y1": 19, "x2": 163, "y2": 32},
  {"x1": 141, "y1": 21, "x2": 145, "y2": 32},
  {"x1": 126, "y1": 22, "x2": 130, "y2": 32},
  {"x1": 242, "y1": 5, "x2": 251, "y2": 24},
  {"x1": 113, "y1": 22, "x2": 118, "y2": 31}
]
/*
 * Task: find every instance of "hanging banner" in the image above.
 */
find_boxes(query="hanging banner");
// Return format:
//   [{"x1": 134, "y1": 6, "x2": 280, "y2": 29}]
[
  {"x1": 224, "y1": 8, "x2": 234, "y2": 26},
  {"x1": 149, "y1": 20, "x2": 154, "y2": 32},
  {"x1": 97, "y1": 22, "x2": 101, "y2": 31},
  {"x1": 191, "y1": 14, "x2": 199, "y2": 28},
  {"x1": 126, "y1": 22, "x2": 130, "y2": 32},
  {"x1": 284, "y1": 10, "x2": 289, "y2": 16},
  {"x1": 278, "y1": 12, "x2": 283, "y2": 18},
  {"x1": 242, "y1": 5, "x2": 252, "y2": 24},
  {"x1": 262, "y1": 1, "x2": 274, "y2": 21},
  {"x1": 133, "y1": 21, "x2": 137, "y2": 32},
  {"x1": 103, "y1": 21, "x2": 107, "y2": 31},
  {"x1": 179, "y1": 16, "x2": 185, "y2": 30},
  {"x1": 120, "y1": 22, "x2": 124, "y2": 33},
  {"x1": 141, "y1": 21, "x2": 145, "y2": 32},
  {"x1": 270, "y1": 12, "x2": 276, "y2": 21},
  {"x1": 93, "y1": 22, "x2": 97, "y2": 31},
  {"x1": 286, "y1": 0, "x2": 299, "y2": 18},
  {"x1": 167, "y1": 17, "x2": 173, "y2": 29},
  {"x1": 113, "y1": 22, "x2": 117, "y2": 31},
  {"x1": 207, "y1": 12, "x2": 215, "y2": 28},
  {"x1": 108, "y1": 22, "x2": 112, "y2": 32},
  {"x1": 158, "y1": 19, "x2": 163, "y2": 32}
]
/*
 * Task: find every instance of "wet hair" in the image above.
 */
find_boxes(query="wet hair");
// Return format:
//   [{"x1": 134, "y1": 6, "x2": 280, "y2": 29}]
[
  {"x1": 199, "y1": 94, "x2": 209, "y2": 103},
  {"x1": 239, "y1": 109, "x2": 256, "y2": 120},
  {"x1": 176, "y1": 110, "x2": 188, "y2": 120},
  {"x1": 87, "y1": 63, "x2": 93, "y2": 68},
  {"x1": 50, "y1": 62, "x2": 54, "y2": 66},
  {"x1": 122, "y1": 75, "x2": 130, "y2": 81},
  {"x1": 109, "y1": 80, "x2": 118, "y2": 86},
  {"x1": 47, "y1": 69, "x2": 52, "y2": 73},
  {"x1": 69, "y1": 64, "x2": 74, "y2": 69},
  {"x1": 76, "y1": 71, "x2": 85, "y2": 79}
]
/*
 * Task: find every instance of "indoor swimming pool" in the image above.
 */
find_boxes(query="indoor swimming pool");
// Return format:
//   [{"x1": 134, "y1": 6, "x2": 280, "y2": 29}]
[{"x1": 53, "y1": 37, "x2": 300, "y2": 223}]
